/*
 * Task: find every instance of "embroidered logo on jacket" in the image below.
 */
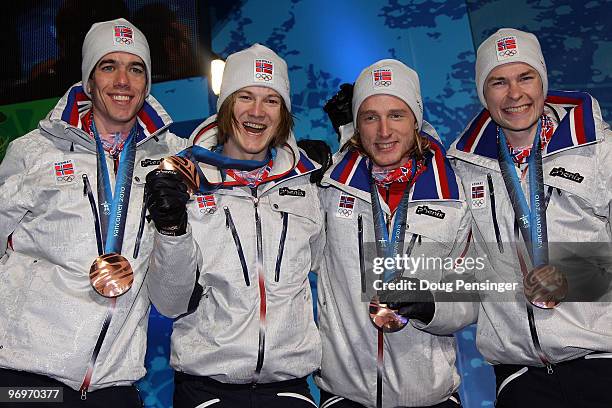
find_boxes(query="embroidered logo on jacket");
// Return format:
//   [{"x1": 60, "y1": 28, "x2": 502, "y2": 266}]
[
  {"x1": 196, "y1": 194, "x2": 217, "y2": 214},
  {"x1": 336, "y1": 194, "x2": 355, "y2": 219},
  {"x1": 279, "y1": 187, "x2": 305, "y2": 197},
  {"x1": 470, "y1": 180, "x2": 487, "y2": 209},
  {"x1": 549, "y1": 167, "x2": 584, "y2": 183},
  {"x1": 54, "y1": 160, "x2": 75, "y2": 184},
  {"x1": 416, "y1": 205, "x2": 445, "y2": 219},
  {"x1": 140, "y1": 158, "x2": 163, "y2": 167}
]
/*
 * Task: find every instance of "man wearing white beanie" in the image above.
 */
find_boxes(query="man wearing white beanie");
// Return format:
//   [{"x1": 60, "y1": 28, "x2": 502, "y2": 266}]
[
  {"x1": 0, "y1": 18, "x2": 195, "y2": 406},
  {"x1": 152, "y1": 43, "x2": 324, "y2": 408},
  {"x1": 316, "y1": 59, "x2": 476, "y2": 407},
  {"x1": 449, "y1": 28, "x2": 612, "y2": 407}
]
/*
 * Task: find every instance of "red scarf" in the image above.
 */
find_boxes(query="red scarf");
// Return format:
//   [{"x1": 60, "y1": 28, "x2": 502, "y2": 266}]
[
  {"x1": 507, "y1": 114, "x2": 555, "y2": 165},
  {"x1": 371, "y1": 159, "x2": 426, "y2": 213},
  {"x1": 226, "y1": 158, "x2": 274, "y2": 188}
]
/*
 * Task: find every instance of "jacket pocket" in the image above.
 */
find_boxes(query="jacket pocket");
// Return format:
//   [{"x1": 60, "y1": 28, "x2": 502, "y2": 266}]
[{"x1": 223, "y1": 206, "x2": 250, "y2": 286}]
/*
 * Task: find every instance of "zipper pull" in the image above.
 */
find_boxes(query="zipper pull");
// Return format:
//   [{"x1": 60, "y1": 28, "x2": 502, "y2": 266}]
[
  {"x1": 81, "y1": 389, "x2": 87, "y2": 400},
  {"x1": 546, "y1": 363, "x2": 554, "y2": 374},
  {"x1": 82, "y1": 174, "x2": 91, "y2": 196},
  {"x1": 224, "y1": 207, "x2": 230, "y2": 229}
]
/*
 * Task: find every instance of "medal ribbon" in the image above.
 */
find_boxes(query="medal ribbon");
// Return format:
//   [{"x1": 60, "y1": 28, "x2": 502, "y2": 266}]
[
  {"x1": 178, "y1": 145, "x2": 271, "y2": 193},
  {"x1": 368, "y1": 159, "x2": 417, "y2": 408},
  {"x1": 80, "y1": 119, "x2": 137, "y2": 398},
  {"x1": 369, "y1": 158, "x2": 417, "y2": 283},
  {"x1": 497, "y1": 119, "x2": 552, "y2": 367},
  {"x1": 91, "y1": 119, "x2": 137, "y2": 254},
  {"x1": 497, "y1": 119, "x2": 548, "y2": 268}
]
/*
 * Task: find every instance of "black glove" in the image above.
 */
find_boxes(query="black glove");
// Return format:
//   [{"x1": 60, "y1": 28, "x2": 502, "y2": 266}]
[
  {"x1": 297, "y1": 139, "x2": 332, "y2": 184},
  {"x1": 145, "y1": 169, "x2": 190, "y2": 236},
  {"x1": 379, "y1": 277, "x2": 435, "y2": 324},
  {"x1": 323, "y1": 83, "x2": 354, "y2": 139}
]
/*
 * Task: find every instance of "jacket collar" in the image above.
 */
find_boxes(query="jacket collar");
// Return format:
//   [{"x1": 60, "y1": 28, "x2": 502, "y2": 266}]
[
  {"x1": 324, "y1": 132, "x2": 461, "y2": 203},
  {"x1": 450, "y1": 90, "x2": 598, "y2": 165},
  {"x1": 45, "y1": 82, "x2": 172, "y2": 148},
  {"x1": 189, "y1": 115, "x2": 318, "y2": 189}
]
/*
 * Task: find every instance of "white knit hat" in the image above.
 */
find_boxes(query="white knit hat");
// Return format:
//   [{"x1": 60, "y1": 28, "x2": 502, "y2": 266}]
[
  {"x1": 81, "y1": 18, "x2": 151, "y2": 97},
  {"x1": 217, "y1": 43, "x2": 291, "y2": 112},
  {"x1": 476, "y1": 28, "x2": 547, "y2": 108},
  {"x1": 352, "y1": 59, "x2": 423, "y2": 131}
]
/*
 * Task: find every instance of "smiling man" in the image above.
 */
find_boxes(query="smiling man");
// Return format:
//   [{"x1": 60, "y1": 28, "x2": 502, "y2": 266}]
[
  {"x1": 449, "y1": 28, "x2": 612, "y2": 407},
  {"x1": 0, "y1": 18, "x2": 192, "y2": 406},
  {"x1": 316, "y1": 59, "x2": 474, "y2": 408},
  {"x1": 147, "y1": 44, "x2": 325, "y2": 408}
]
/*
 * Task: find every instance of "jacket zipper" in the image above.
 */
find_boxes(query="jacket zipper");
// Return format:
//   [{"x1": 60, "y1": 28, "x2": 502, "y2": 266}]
[
  {"x1": 358, "y1": 214, "x2": 366, "y2": 293},
  {"x1": 224, "y1": 207, "x2": 250, "y2": 286},
  {"x1": 274, "y1": 212, "x2": 289, "y2": 282},
  {"x1": 487, "y1": 173, "x2": 504, "y2": 253},
  {"x1": 251, "y1": 188, "x2": 267, "y2": 383},
  {"x1": 133, "y1": 184, "x2": 148, "y2": 259},
  {"x1": 82, "y1": 174, "x2": 104, "y2": 256}
]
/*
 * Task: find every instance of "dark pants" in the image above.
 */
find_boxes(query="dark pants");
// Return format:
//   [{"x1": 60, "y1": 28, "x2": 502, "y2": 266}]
[
  {"x1": 319, "y1": 390, "x2": 461, "y2": 408},
  {"x1": 0, "y1": 368, "x2": 142, "y2": 408},
  {"x1": 173, "y1": 371, "x2": 317, "y2": 408},
  {"x1": 494, "y1": 354, "x2": 612, "y2": 408}
]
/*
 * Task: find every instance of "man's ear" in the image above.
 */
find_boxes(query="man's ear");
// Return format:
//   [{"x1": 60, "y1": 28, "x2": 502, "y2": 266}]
[{"x1": 86, "y1": 78, "x2": 93, "y2": 94}]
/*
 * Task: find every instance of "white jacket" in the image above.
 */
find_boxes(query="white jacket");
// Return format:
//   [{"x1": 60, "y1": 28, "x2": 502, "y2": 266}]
[
  {"x1": 448, "y1": 90, "x2": 612, "y2": 366},
  {"x1": 156, "y1": 115, "x2": 324, "y2": 383},
  {"x1": 0, "y1": 83, "x2": 194, "y2": 390},
  {"x1": 316, "y1": 122, "x2": 476, "y2": 407}
]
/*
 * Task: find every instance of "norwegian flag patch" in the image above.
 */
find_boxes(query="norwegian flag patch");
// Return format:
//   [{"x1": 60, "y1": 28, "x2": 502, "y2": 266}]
[
  {"x1": 54, "y1": 160, "x2": 76, "y2": 185},
  {"x1": 196, "y1": 194, "x2": 217, "y2": 214},
  {"x1": 336, "y1": 194, "x2": 356, "y2": 219},
  {"x1": 496, "y1": 35, "x2": 518, "y2": 61},
  {"x1": 372, "y1": 68, "x2": 392, "y2": 88},
  {"x1": 470, "y1": 180, "x2": 487, "y2": 209},
  {"x1": 113, "y1": 25, "x2": 134, "y2": 46},
  {"x1": 254, "y1": 59, "x2": 274, "y2": 82}
]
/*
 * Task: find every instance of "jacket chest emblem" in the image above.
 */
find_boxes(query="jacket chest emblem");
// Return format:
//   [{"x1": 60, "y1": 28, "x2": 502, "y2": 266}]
[
  {"x1": 416, "y1": 205, "x2": 445, "y2": 219},
  {"x1": 549, "y1": 167, "x2": 584, "y2": 183},
  {"x1": 279, "y1": 187, "x2": 306, "y2": 197},
  {"x1": 54, "y1": 159, "x2": 76, "y2": 185},
  {"x1": 336, "y1": 194, "x2": 356, "y2": 219},
  {"x1": 140, "y1": 158, "x2": 163, "y2": 167},
  {"x1": 470, "y1": 180, "x2": 487, "y2": 210},
  {"x1": 195, "y1": 194, "x2": 217, "y2": 214}
]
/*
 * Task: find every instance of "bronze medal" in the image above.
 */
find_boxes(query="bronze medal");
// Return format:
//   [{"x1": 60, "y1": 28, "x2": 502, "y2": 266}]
[
  {"x1": 523, "y1": 264, "x2": 568, "y2": 309},
  {"x1": 90, "y1": 253, "x2": 134, "y2": 298},
  {"x1": 158, "y1": 156, "x2": 200, "y2": 193},
  {"x1": 369, "y1": 296, "x2": 408, "y2": 333}
]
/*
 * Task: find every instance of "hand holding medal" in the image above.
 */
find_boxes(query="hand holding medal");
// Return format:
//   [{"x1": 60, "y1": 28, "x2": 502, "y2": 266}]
[{"x1": 156, "y1": 155, "x2": 200, "y2": 193}]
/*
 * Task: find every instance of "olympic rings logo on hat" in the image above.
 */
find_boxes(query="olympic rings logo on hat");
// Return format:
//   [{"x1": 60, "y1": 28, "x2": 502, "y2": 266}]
[
  {"x1": 374, "y1": 80, "x2": 392, "y2": 87},
  {"x1": 499, "y1": 49, "x2": 517, "y2": 57},
  {"x1": 115, "y1": 37, "x2": 134, "y2": 46},
  {"x1": 255, "y1": 72, "x2": 273, "y2": 81}
]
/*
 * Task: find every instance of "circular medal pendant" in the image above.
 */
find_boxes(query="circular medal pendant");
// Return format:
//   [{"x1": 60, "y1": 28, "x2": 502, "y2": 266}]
[
  {"x1": 523, "y1": 264, "x2": 568, "y2": 309},
  {"x1": 369, "y1": 296, "x2": 408, "y2": 333},
  {"x1": 158, "y1": 156, "x2": 200, "y2": 193},
  {"x1": 90, "y1": 253, "x2": 134, "y2": 298}
]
